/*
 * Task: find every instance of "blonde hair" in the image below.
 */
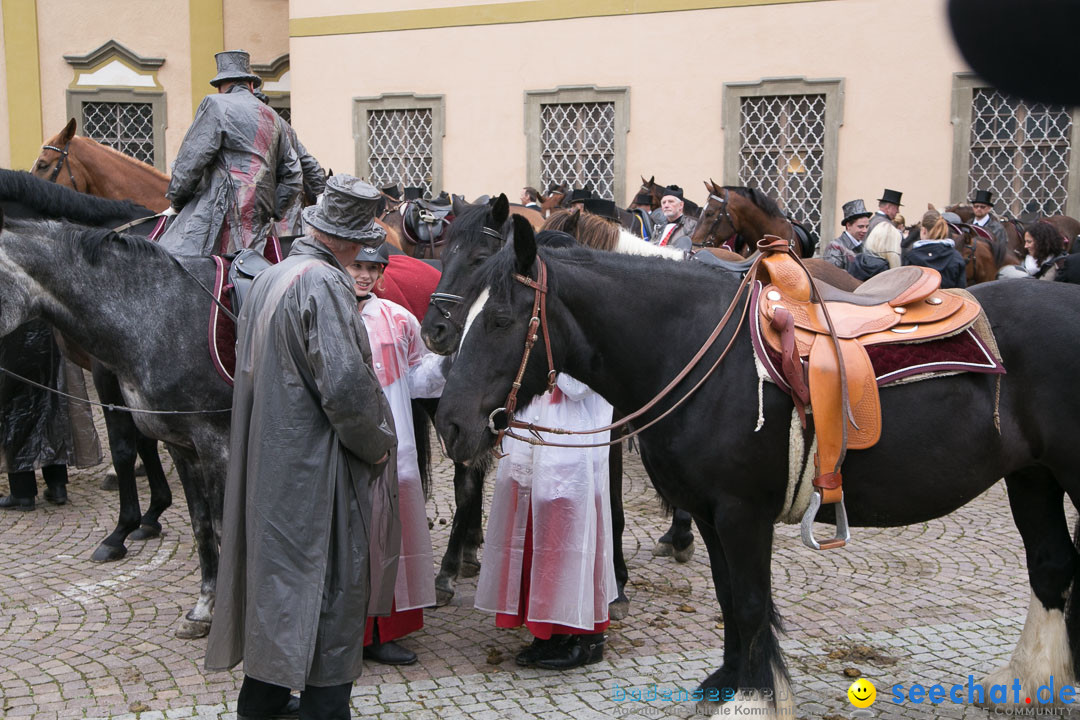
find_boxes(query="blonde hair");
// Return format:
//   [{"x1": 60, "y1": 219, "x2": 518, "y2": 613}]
[
  {"x1": 920, "y1": 210, "x2": 949, "y2": 240},
  {"x1": 863, "y1": 221, "x2": 902, "y2": 269}
]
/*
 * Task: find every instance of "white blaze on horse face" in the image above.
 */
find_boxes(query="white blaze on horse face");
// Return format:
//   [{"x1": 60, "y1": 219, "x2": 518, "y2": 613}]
[{"x1": 461, "y1": 287, "x2": 491, "y2": 348}]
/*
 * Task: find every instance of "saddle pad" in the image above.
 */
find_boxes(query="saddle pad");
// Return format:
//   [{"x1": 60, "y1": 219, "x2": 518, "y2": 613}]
[
  {"x1": 750, "y1": 282, "x2": 1005, "y2": 398},
  {"x1": 208, "y1": 256, "x2": 236, "y2": 386}
]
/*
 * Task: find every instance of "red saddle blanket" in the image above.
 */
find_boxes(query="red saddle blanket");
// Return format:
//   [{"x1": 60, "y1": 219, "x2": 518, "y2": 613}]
[{"x1": 208, "y1": 253, "x2": 442, "y2": 385}]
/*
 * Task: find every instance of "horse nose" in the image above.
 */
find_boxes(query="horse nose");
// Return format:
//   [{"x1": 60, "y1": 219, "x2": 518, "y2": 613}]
[{"x1": 423, "y1": 320, "x2": 450, "y2": 354}]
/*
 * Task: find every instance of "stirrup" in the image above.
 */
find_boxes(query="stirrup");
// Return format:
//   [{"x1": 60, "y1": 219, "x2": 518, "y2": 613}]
[{"x1": 800, "y1": 489, "x2": 850, "y2": 551}]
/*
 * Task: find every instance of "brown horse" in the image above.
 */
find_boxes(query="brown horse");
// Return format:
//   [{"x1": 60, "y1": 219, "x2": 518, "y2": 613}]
[
  {"x1": 538, "y1": 184, "x2": 569, "y2": 217},
  {"x1": 944, "y1": 203, "x2": 1023, "y2": 283},
  {"x1": 692, "y1": 181, "x2": 815, "y2": 258},
  {"x1": 1002, "y1": 214, "x2": 1080, "y2": 260}
]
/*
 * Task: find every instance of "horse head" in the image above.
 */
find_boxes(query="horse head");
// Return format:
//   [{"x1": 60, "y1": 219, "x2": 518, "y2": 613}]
[
  {"x1": 421, "y1": 193, "x2": 510, "y2": 354},
  {"x1": 539, "y1": 185, "x2": 568, "y2": 216},
  {"x1": 435, "y1": 214, "x2": 552, "y2": 464},
  {"x1": 32, "y1": 119, "x2": 85, "y2": 192},
  {"x1": 691, "y1": 180, "x2": 738, "y2": 250}
]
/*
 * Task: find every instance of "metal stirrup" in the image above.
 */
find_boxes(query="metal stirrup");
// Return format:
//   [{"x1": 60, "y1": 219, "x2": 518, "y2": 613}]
[{"x1": 800, "y1": 490, "x2": 850, "y2": 551}]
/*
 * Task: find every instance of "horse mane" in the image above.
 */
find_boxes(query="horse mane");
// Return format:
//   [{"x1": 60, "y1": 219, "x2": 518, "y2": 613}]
[
  {"x1": 76, "y1": 136, "x2": 170, "y2": 183},
  {"x1": 6, "y1": 218, "x2": 172, "y2": 267},
  {"x1": 0, "y1": 168, "x2": 152, "y2": 225},
  {"x1": 449, "y1": 202, "x2": 506, "y2": 242},
  {"x1": 542, "y1": 209, "x2": 619, "y2": 251},
  {"x1": 722, "y1": 186, "x2": 785, "y2": 219}
]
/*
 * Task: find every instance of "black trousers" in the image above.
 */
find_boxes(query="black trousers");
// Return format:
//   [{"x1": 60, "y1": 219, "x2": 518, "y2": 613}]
[
  {"x1": 7, "y1": 464, "x2": 67, "y2": 499},
  {"x1": 238, "y1": 675, "x2": 353, "y2": 720}
]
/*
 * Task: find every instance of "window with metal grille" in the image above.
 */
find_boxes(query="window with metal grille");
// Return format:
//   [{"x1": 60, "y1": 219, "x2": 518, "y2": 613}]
[
  {"x1": 367, "y1": 108, "x2": 434, "y2": 197},
  {"x1": 81, "y1": 101, "x2": 155, "y2": 165},
  {"x1": 969, "y1": 89, "x2": 1072, "y2": 218},
  {"x1": 737, "y1": 94, "x2": 826, "y2": 235},
  {"x1": 539, "y1": 102, "x2": 616, "y2": 200}
]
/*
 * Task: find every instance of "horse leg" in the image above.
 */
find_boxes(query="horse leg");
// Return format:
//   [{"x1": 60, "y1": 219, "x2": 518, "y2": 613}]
[
  {"x1": 653, "y1": 508, "x2": 695, "y2": 563},
  {"x1": 980, "y1": 467, "x2": 1079, "y2": 708},
  {"x1": 434, "y1": 460, "x2": 485, "y2": 606},
  {"x1": 609, "y1": 428, "x2": 629, "y2": 621},
  {"x1": 128, "y1": 436, "x2": 171, "y2": 541},
  {"x1": 693, "y1": 518, "x2": 741, "y2": 694},
  {"x1": 168, "y1": 446, "x2": 221, "y2": 639},
  {"x1": 699, "y1": 506, "x2": 792, "y2": 717},
  {"x1": 460, "y1": 469, "x2": 484, "y2": 579},
  {"x1": 89, "y1": 366, "x2": 141, "y2": 563}
]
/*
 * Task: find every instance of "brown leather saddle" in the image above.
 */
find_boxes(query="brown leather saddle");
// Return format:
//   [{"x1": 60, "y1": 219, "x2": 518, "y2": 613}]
[
  {"x1": 754, "y1": 239, "x2": 982, "y2": 550},
  {"x1": 402, "y1": 199, "x2": 453, "y2": 256}
]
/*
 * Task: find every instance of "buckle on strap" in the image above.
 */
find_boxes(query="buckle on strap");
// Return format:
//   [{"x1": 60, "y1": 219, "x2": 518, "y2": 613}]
[
  {"x1": 488, "y1": 407, "x2": 510, "y2": 435},
  {"x1": 800, "y1": 489, "x2": 850, "y2": 551}
]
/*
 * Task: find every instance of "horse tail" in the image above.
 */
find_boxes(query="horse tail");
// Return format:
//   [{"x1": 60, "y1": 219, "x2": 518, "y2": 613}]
[{"x1": 411, "y1": 397, "x2": 438, "y2": 500}]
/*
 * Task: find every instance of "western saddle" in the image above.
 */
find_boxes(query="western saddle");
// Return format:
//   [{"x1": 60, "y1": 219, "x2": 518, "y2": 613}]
[{"x1": 754, "y1": 237, "x2": 982, "y2": 550}]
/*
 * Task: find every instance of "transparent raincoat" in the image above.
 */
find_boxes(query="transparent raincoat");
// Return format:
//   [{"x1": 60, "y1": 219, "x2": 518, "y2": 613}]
[{"x1": 475, "y1": 375, "x2": 617, "y2": 629}]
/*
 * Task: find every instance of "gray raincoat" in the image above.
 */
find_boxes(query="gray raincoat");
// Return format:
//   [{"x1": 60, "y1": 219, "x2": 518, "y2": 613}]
[
  {"x1": 205, "y1": 237, "x2": 399, "y2": 689},
  {"x1": 161, "y1": 85, "x2": 302, "y2": 256},
  {"x1": 275, "y1": 125, "x2": 326, "y2": 238}
]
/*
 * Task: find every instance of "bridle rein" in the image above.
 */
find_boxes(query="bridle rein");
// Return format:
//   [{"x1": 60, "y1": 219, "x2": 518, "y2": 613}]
[
  {"x1": 42, "y1": 141, "x2": 79, "y2": 192},
  {"x1": 426, "y1": 226, "x2": 502, "y2": 330}
]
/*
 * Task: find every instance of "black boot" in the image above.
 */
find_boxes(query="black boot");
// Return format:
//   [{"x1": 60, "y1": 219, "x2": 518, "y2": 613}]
[
  {"x1": 535, "y1": 633, "x2": 605, "y2": 670},
  {"x1": 42, "y1": 465, "x2": 68, "y2": 505},
  {"x1": 2, "y1": 471, "x2": 37, "y2": 511},
  {"x1": 365, "y1": 621, "x2": 418, "y2": 665},
  {"x1": 515, "y1": 635, "x2": 569, "y2": 667}
]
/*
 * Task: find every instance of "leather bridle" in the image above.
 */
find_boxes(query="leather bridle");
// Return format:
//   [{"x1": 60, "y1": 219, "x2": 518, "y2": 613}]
[
  {"x1": 700, "y1": 191, "x2": 738, "y2": 250},
  {"x1": 426, "y1": 225, "x2": 503, "y2": 329},
  {"x1": 42, "y1": 142, "x2": 79, "y2": 192}
]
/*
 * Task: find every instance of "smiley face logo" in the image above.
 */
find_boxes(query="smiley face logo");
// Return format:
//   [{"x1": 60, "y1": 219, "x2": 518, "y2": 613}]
[{"x1": 848, "y1": 678, "x2": 876, "y2": 708}]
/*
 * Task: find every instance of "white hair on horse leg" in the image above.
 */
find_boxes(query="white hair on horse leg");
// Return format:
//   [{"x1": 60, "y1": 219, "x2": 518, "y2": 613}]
[
  {"x1": 979, "y1": 591, "x2": 1075, "y2": 708},
  {"x1": 461, "y1": 288, "x2": 490, "y2": 347},
  {"x1": 614, "y1": 229, "x2": 684, "y2": 260}
]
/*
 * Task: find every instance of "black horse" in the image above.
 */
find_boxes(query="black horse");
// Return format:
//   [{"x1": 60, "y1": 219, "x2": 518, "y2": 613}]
[
  {"x1": 0, "y1": 212, "x2": 229, "y2": 639},
  {"x1": 435, "y1": 215, "x2": 1080, "y2": 715},
  {"x1": 0, "y1": 169, "x2": 173, "y2": 563}
]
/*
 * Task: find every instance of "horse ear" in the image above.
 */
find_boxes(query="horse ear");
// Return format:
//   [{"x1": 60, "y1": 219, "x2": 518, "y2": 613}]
[
  {"x1": 648, "y1": 175, "x2": 655, "y2": 185},
  {"x1": 62, "y1": 118, "x2": 77, "y2": 143},
  {"x1": 510, "y1": 214, "x2": 537, "y2": 274},
  {"x1": 326, "y1": 168, "x2": 334, "y2": 178},
  {"x1": 565, "y1": 208, "x2": 581, "y2": 235},
  {"x1": 492, "y1": 194, "x2": 510, "y2": 224}
]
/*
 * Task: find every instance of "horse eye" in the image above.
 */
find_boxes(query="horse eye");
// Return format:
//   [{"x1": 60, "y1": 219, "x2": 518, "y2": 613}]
[
  {"x1": 492, "y1": 314, "x2": 512, "y2": 329},
  {"x1": 469, "y1": 254, "x2": 490, "y2": 267}
]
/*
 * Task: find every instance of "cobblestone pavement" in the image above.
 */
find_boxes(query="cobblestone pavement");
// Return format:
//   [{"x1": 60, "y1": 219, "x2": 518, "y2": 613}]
[{"x1": 0, "y1": 402, "x2": 1070, "y2": 719}]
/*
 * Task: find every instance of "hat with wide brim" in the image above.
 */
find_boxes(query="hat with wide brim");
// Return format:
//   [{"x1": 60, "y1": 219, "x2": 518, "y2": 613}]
[
  {"x1": 582, "y1": 198, "x2": 621, "y2": 222},
  {"x1": 970, "y1": 189, "x2": 995, "y2": 206},
  {"x1": 210, "y1": 50, "x2": 262, "y2": 88},
  {"x1": 569, "y1": 187, "x2": 593, "y2": 203},
  {"x1": 302, "y1": 175, "x2": 386, "y2": 243},
  {"x1": 841, "y1": 199, "x2": 873, "y2": 225},
  {"x1": 949, "y1": 0, "x2": 1080, "y2": 106},
  {"x1": 877, "y1": 189, "x2": 903, "y2": 206}
]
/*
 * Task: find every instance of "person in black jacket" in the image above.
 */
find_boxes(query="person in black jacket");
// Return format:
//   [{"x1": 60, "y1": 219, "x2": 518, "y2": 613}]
[{"x1": 903, "y1": 209, "x2": 967, "y2": 289}]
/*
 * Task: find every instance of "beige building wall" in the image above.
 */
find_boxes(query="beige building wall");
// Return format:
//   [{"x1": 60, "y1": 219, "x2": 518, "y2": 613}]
[
  {"x1": 0, "y1": 8, "x2": 10, "y2": 169},
  {"x1": 291, "y1": 0, "x2": 971, "y2": 234},
  {"x1": 225, "y1": 0, "x2": 290, "y2": 67}
]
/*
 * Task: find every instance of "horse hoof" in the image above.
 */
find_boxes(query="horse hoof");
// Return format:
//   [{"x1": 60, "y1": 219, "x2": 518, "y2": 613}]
[
  {"x1": 459, "y1": 560, "x2": 481, "y2": 579},
  {"x1": 90, "y1": 543, "x2": 127, "y2": 563},
  {"x1": 129, "y1": 524, "x2": 162, "y2": 541},
  {"x1": 609, "y1": 597, "x2": 630, "y2": 621},
  {"x1": 673, "y1": 541, "x2": 695, "y2": 563},
  {"x1": 100, "y1": 473, "x2": 118, "y2": 491},
  {"x1": 652, "y1": 541, "x2": 674, "y2": 558},
  {"x1": 175, "y1": 618, "x2": 211, "y2": 639},
  {"x1": 434, "y1": 587, "x2": 455, "y2": 607}
]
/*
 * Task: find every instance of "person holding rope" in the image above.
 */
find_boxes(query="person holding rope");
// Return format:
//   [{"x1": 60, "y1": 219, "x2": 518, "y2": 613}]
[{"x1": 475, "y1": 361, "x2": 617, "y2": 670}]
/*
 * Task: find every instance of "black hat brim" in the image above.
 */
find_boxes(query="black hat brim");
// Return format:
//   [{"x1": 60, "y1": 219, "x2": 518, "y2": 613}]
[{"x1": 949, "y1": 0, "x2": 1080, "y2": 106}]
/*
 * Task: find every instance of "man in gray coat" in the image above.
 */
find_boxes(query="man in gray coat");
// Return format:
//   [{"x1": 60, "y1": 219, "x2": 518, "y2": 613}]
[
  {"x1": 970, "y1": 189, "x2": 1009, "y2": 265},
  {"x1": 160, "y1": 50, "x2": 302, "y2": 256},
  {"x1": 867, "y1": 188, "x2": 903, "y2": 235},
  {"x1": 205, "y1": 175, "x2": 398, "y2": 720},
  {"x1": 651, "y1": 185, "x2": 698, "y2": 251}
]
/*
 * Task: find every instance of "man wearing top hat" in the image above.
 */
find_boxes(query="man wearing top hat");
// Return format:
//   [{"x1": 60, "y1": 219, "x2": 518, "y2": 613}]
[
  {"x1": 160, "y1": 50, "x2": 302, "y2": 257},
  {"x1": 651, "y1": 186, "x2": 697, "y2": 252},
  {"x1": 569, "y1": 187, "x2": 593, "y2": 208},
  {"x1": 823, "y1": 199, "x2": 873, "y2": 268},
  {"x1": 970, "y1": 189, "x2": 1008, "y2": 265},
  {"x1": 206, "y1": 175, "x2": 399, "y2": 720},
  {"x1": 868, "y1": 188, "x2": 903, "y2": 235}
]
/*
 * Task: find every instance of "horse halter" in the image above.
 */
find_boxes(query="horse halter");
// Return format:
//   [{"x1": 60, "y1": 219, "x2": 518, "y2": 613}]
[
  {"x1": 701, "y1": 191, "x2": 735, "y2": 248},
  {"x1": 426, "y1": 226, "x2": 503, "y2": 328},
  {"x1": 42, "y1": 141, "x2": 79, "y2": 192}
]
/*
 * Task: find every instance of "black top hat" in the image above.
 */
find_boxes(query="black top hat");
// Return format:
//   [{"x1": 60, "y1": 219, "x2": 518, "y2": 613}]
[
  {"x1": 381, "y1": 184, "x2": 401, "y2": 201},
  {"x1": 949, "y1": 0, "x2": 1080, "y2": 107},
  {"x1": 403, "y1": 186, "x2": 424, "y2": 201},
  {"x1": 877, "y1": 189, "x2": 903, "y2": 206},
  {"x1": 841, "y1": 199, "x2": 872, "y2": 226},
  {"x1": 302, "y1": 175, "x2": 385, "y2": 243},
  {"x1": 581, "y1": 198, "x2": 620, "y2": 222},
  {"x1": 631, "y1": 190, "x2": 654, "y2": 206},
  {"x1": 353, "y1": 242, "x2": 390, "y2": 266},
  {"x1": 210, "y1": 50, "x2": 261, "y2": 88},
  {"x1": 970, "y1": 189, "x2": 995, "y2": 206},
  {"x1": 569, "y1": 187, "x2": 593, "y2": 203},
  {"x1": 661, "y1": 185, "x2": 684, "y2": 200}
]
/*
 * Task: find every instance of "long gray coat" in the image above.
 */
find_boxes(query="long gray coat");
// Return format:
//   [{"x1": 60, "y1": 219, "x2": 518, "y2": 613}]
[
  {"x1": 161, "y1": 86, "x2": 302, "y2": 256},
  {"x1": 205, "y1": 237, "x2": 398, "y2": 689}
]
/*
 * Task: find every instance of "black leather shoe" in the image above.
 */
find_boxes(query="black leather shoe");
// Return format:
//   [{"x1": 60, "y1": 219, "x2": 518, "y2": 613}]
[
  {"x1": 366, "y1": 640, "x2": 418, "y2": 665},
  {"x1": 0, "y1": 495, "x2": 35, "y2": 511},
  {"x1": 534, "y1": 633, "x2": 605, "y2": 670},
  {"x1": 515, "y1": 635, "x2": 568, "y2": 667},
  {"x1": 44, "y1": 484, "x2": 68, "y2": 505},
  {"x1": 237, "y1": 695, "x2": 300, "y2": 720}
]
